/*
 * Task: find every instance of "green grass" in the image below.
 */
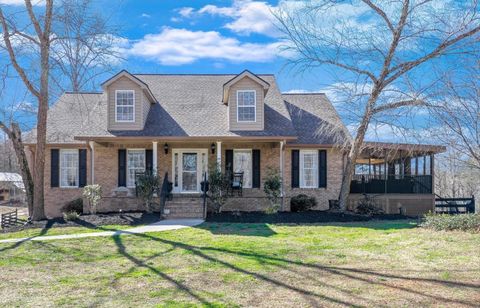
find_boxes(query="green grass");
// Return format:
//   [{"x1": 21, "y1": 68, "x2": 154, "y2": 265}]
[
  {"x1": 0, "y1": 224, "x2": 135, "y2": 240},
  {"x1": 0, "y1": 220, "x2": 479, "y2": 307}
]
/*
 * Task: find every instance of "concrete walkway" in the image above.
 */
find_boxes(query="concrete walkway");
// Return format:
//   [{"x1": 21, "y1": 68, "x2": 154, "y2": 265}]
[{"x1": 0, "y1": 219, "x2": 204, "y2": 244}]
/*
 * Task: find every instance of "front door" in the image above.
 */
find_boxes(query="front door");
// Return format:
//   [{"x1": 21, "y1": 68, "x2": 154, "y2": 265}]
[{"x1": 173, "y1": 149, "x2": 208, "y2": 193}]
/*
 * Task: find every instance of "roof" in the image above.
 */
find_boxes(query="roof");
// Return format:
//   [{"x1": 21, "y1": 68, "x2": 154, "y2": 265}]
[
  {"x1": 0, "y1": 172, "x2": 22, "y2": 182},
  {"x1": 282, "y1": 93, "x2": 351, "y2": 145},
  {"x1": 73, "y1": 74, "x2": 298, "y2": 140},
  {"x1": 362, "y1": 142, "x2": 447, "y2": 154}
]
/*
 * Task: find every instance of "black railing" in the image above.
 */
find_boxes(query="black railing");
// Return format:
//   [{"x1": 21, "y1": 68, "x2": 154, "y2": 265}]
[
  {"x1": 435, "y1": 197, "x2": 475, "y2": 214},
  {"x1": 350, "y1": 174, "x2": 432, "y2": 194},
  {"x1": 159, "y1": 172, "x2": 170, "y2": 217}
]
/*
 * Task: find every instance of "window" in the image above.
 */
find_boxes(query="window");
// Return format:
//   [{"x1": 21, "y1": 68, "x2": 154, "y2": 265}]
[
  {"x1": 300, "y1": 150, "x2": 318, "y2": 188},
  {"x1": 237, "y1": 90, "x2": 256, "y2": 122},
  {"x1": 234, "y1": 150, "x2": 252, "y2": 188},
  {"x1": 60, "y1": 149, "x2": 79, "y2": 188},
  {"x1": 127, "y1": 149, "x2": 145, "y2": 187},
  {"x1": 115, "y1": 90, "x2": 135, "y2": 122}
]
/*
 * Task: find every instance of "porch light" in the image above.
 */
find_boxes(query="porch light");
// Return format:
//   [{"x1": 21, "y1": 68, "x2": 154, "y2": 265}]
[
  {"x1": 164, "y1": 143, "x2": 169, "y2": 154},
  {"x1": 211, "y1": 143, "x2": 216, "y2": 154}
]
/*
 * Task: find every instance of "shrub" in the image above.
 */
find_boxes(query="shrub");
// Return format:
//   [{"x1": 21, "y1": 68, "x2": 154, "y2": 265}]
[
  {"x1": 136, "y1": 173, "x2": 160, "y2": 213},
  {"x1": 263, "y1": 168, "x2": 282, "y2": 214},
  {"x1": 290, "y1": 194, "x2": 317, "y2": 212},
  {"x1": 62, "y1": 198, "x2": 83, "y2": 214},
  {"x1": 355, "y1": 195, "x2": 384, "y2": 216},
  {"x1": 83, "y1": 184, "x2": 102, "y2": 214},
  {"x1": 63, "y1": 211, "x2": 80, "y2": 221},
  {"x1": 421, "y1": 213, "x2": 480, "y2": 232},
  {"x1": 207, "y1": 163, "x2": 230, "y2": 213}
]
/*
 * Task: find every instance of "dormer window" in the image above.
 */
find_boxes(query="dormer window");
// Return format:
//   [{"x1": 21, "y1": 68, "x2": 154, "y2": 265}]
[
  {"x1": 237, "y1": 90, "x2": 256, "y2": 122},
  {"x1": 115, "y1": 90, "x2": 135, "y2": 122}
]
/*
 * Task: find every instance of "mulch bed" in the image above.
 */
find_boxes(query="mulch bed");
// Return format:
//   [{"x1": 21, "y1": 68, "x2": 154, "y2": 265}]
[
  {"x1": 206, "y1": 211, "x2": 411, "y2": 223},
  {"x1": 1, "y1": 212, "x2": 161, "y2": 233}
]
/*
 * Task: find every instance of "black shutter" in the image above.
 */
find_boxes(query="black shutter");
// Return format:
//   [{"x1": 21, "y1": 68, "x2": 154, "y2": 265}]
[
  {"x1": 291, "y1": 150, "x2": 299, "y2": 188},
  {"x1": 252, "y1": 149, "x2": 261, "y2": 188},
  {"x1": 118, "y1": 149, "x2": 126, "y2": 187},
  {"x1": 51, "y1": 149, "x2": 59, "y2": 187},
  {"x1": 79, "y1": 149, "x2": 87, "y2": 187},
  {"x1": 319, "y1": 150, "x2": 327, "y2": 188},
  {"x1": 146, "y1": 149, "x2": 153, "y2": 173},
  {"x1": 225, "y1": 149, "x2": 233, "y2": 173}
]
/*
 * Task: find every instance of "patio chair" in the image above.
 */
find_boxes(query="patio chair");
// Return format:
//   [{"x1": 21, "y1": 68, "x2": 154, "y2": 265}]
[{"x1": 231, "y1": 172, "x2": 244, "y2": 196}]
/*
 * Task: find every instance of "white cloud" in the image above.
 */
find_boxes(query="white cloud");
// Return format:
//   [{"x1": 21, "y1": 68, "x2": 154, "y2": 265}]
[
  {"x1": 197, "y1": 1, "x2": 279, "y2": 37},
  {"x1": 127, "y1": 27, "x2": 284, "y2": 65},
  {"x1": 178, "y1": 7, "x2": 194, "y2": 18},
  {"x1": 140, "y1": 13, "x2": 151, "y2": 18},
  {"x1": 0, "y1": 0, "x2": 43, "y2": 5}
]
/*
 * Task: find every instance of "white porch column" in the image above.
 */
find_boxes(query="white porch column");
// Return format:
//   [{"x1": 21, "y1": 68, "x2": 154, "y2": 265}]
[
  {"x1": 216, "y1": 141, "x2": 222, "y2": 170},
  {"x1": 88, "y1": 141, "x2": 95, "y2": 184},
  {"x1": 152, "y1": 141, "x2": 158, "y2": 175},
  {"x1": 280, "y1": 141, "x2": 285, "y2": 197}
]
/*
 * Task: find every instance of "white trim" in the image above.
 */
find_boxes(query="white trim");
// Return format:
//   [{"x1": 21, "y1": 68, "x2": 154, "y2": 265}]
[
  {"x1": 236, "y1": 90, "x2": 256, "y2": 123},
  {"x1": 299, "y1": 150, "x2": 318, "y2": 189},
  {"x1": 126, "y1": 148, "x2": 146, "y2": 188},
  {"x1": 115, "y1": 90, "x2": 135, "y2": 123},
  {"x1": 59, "y1": 149, "x2": 79, "y2": 188},
  {"x1": 89, "y1": 141, "x2": 95, "y2": 184},
  {"x1": 152, "y1": 141, "x2": 158, "y2": 175},
  {"x1": 172, "y1": 149, "x2": 209, "y2": 193}
]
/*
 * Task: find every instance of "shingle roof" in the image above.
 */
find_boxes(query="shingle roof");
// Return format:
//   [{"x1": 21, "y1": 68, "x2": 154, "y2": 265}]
[
  {"x1": 282, "y1": 93, "x2": 351, "y2": 145},
  {"x1": 26, "y1": 74, "x2": 352, "y2": 145}
]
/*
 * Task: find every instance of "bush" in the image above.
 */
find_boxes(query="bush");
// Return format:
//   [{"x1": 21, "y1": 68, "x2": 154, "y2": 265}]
[
  {"x1": 421, "y1": 213, "x2": 480, "y2": 232},
  {"x1": 63, "y1": 211, "x2": 80, "y2": 221},
  {"x1": 263, "y1": 168, "x2": 282, "y2": 214},
  {"x1": 207, "y1": 163, "x2": 230, "y2": 213},
  {"x1": 62, "y1": 198, "x2": 83, "y2": 214},
  {"x1": 136, "y1": 173, "x2": 160, "y2": 213},
  {"x1": 355, "y1": 195, "x2": 384, "y2": 216},
  {"x1": 83, "y1": 184, "x2": 102, "y2": 214},
  {"x1": 290, "y1": 194, "x2": 317, "y2": 212}
]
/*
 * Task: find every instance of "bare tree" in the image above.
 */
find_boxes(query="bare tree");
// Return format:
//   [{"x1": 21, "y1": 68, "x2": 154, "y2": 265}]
[
  {"x1": 429, "y1": 57, "x2": 480, "y2": 170},
  {"x1": 0, "y1": 0, "x2": 53, "y2": 220},
  {"x1": 276, "y1": 0, "x2": 480, "y2": 211}
]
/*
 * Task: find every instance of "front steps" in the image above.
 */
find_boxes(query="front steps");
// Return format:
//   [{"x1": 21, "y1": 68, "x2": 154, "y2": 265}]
[{"x1": 163, "y1": 195, "x2": 205, "y2": 219}]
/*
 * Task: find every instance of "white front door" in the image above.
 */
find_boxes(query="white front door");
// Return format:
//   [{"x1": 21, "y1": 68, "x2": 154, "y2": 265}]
[{"x1": 173, "y1": 149, "x2": 208, "y2": 193}]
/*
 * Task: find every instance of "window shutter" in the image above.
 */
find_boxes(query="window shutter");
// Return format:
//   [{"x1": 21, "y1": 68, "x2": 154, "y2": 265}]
[
  {"x1": 51, "y1": 149, "x2": 59, "y2": 187},
  {"x1": 79, "y1": 149, "x2": 87, "y2": 187},
  {"x1": 252, "y1": 149, "x2": 261, "y2": 188},
  {"x1": 291, "y1": 150, "x2": 299, "y2": 188},
  {"x1": 146, "y1": 149, "x2": 153, "y2": 173},
  {"x1": 319, "y1": 150, "x2": 327, "y2": 188},
  {"x1": 225, "y1": 149, "x2": 233, "y2": 173},
  {"x1": 118, "y1": 149, "x2": 126, "y2": 187}
]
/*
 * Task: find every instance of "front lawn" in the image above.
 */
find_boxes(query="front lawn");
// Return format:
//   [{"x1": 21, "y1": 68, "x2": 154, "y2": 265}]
[{"x1": 1, "y1": 220, "x2": 479, "y2": 307}]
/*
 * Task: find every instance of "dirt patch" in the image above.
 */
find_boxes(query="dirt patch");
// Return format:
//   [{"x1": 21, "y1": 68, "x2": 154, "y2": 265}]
[
  {"x1": 206, "y1": 211, "x2": 410, "y2": 223},
  {"x1": 1, "y1": 211, "x2": 160, "y2": 233}
]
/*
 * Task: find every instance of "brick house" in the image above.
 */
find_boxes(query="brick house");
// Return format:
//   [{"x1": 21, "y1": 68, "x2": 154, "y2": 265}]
[{"x1": 24, "y1": 70, "x2": 445, "y2": 218}]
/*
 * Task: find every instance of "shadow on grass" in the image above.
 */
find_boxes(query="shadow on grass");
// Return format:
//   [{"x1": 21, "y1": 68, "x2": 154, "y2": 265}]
[{"x1": 195, "y1": 223, "x2": 277, "y2": 237}]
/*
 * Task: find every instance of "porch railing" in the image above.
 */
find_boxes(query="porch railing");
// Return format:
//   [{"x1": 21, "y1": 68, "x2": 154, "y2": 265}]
[
  {"x1": 435, "y1": 197, "x2": 475, "y2": 214},
  {"x1": 350, "y1": 174, "x2": 432, "y2": 194}
]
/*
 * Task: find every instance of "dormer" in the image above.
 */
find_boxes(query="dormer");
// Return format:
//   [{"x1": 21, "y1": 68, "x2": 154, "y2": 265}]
[
  {"x1": 223, "y1": 70, "x2": 270, "y2": 131},
  {"x1": 102, "y1": 70, "x2": 156, "y2": 131}
]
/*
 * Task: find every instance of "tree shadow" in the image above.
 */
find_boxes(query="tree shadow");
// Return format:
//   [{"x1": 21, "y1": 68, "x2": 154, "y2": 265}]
[{"x1": 195, "y1": 223, "x2": 277, "y2": 237}]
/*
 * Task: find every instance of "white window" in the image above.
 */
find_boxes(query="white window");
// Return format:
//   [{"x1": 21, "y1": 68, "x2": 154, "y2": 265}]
[
  {"x1": 237, "y1": 90, "x2": 256, "y2": 122},
  {"x1": 60, "y1": 149, "x2": 79, "y2": 188},
  {"x1": 115, "y1": 90, "x2": 135, "y2": 122},
  {"x1": 300, "y1": 150, "x2": 318, "y2": 188},
  {"x1": 127, "y1": 149, "x2": 145, "y2": 187},
  {"x1": 234, "y1": 150, "x2": 252, "y2": 188}
]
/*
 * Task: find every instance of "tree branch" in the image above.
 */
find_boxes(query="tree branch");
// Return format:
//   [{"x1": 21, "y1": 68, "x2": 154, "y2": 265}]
[
  {"x1": 360, "y1": 0, "x2": 395, "y2": 33},
  {"x1": 372, "y1": 99, "x2": 425, "y2": 114}
]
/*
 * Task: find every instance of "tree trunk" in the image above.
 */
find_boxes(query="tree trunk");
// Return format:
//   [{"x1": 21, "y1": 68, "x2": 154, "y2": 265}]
[
  {"x1": 338, "y1": 89, "x2": 380, "y2": 211},
  {"x1": 0, "y1": 123, "x2": 34, "y2": 217}
]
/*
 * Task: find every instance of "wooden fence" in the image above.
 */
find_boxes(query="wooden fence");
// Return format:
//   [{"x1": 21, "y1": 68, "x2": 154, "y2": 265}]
[
  {"x1": 435, "y1": 197, "x2": 475, "y2": 214},
  {"x1": 1, "y1": 209, "x2": 18, "y2": 229}
]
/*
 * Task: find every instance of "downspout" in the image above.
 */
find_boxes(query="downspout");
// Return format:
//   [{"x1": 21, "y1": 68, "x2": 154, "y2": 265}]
[
  {"x1": 280, "y1": 140, "x2": 285, "y2": 210},
  {"x1": 88, "y1": 141, "x2": 95, "y2": 184}
]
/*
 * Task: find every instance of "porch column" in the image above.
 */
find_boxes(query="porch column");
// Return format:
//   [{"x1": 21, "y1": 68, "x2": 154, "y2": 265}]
[
  {"x1": 152, "y1": 141, "x2": 158, "y2": 175},
  {"x1": 89, "y1": 141, "x2": 95, "y2": 184},
  {"x1": 216, "y1": 141, "x2": 222, "y2": 170},
  {"x1": 279, "y1": 141, "x2": 285, "y2": 197},
  {"x1": 430, "y1": 153, "x2": 435, "y2": 194}
]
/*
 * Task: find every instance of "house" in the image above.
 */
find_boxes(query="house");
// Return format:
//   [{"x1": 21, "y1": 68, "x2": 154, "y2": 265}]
[
  {"x1": 0, "y1": 172, "x2": 25, "y2": 203},
  {"x1": 24, "y1": 70, "x2": 445, "y2": 218}
]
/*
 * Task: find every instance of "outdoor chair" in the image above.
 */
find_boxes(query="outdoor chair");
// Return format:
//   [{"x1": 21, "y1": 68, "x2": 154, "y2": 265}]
[{"x1": 231, "y1": 172, "x2": 244, "y2": 196}]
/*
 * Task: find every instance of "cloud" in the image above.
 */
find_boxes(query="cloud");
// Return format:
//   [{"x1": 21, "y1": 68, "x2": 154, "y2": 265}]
[
  {"x1": 140, "y1": 13, "x2": 151, "y2": 18},
  {"x1": 178, "y1": 7, "x2": 194, "y2": 18},
  {"x1": 127, "y1": 27, "x2": 284, "y2": 65},
  {"x1": 0, "y1": 0, "x2": 43, "y2": 5}
]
